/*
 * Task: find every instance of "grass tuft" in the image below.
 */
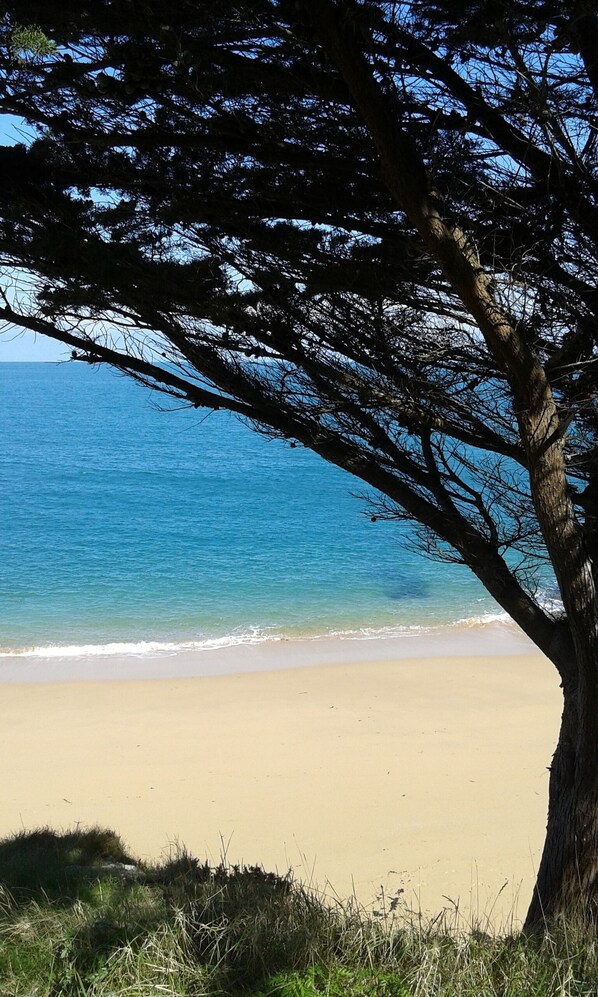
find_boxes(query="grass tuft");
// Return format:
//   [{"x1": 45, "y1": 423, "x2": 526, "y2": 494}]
[
  {"x1": 0, "y1": 827, "x2": 596, "y2": 996},
  {"x1": 0, "y1": 825, "x2": 135, "y2": 904}
]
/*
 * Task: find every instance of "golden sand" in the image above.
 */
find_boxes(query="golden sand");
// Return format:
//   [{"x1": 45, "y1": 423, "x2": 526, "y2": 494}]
[{"x1": 0, "y1": 647, "x2": 562, "y2": 927}]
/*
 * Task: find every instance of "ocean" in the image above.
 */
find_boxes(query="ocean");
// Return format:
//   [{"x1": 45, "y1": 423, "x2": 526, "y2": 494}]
[{"x1": 1, "y1": 362, "x2": 538, "y2": 658}]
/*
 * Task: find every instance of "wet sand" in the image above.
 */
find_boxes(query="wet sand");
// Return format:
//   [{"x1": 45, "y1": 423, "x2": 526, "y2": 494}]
[{"x1": 0, "y1": 635, "x2": 561, "y2": 929}]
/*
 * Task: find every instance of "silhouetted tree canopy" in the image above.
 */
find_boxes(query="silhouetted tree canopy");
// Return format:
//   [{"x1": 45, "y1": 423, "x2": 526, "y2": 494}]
[{"x1": 1, "y1": 0, "x2": 598, "y2": 928}]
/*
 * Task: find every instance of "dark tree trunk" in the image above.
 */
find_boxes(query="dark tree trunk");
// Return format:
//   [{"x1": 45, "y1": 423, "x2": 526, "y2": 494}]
[{"x1": 525, "y1": 682, "x2": 598, "y2": 930}]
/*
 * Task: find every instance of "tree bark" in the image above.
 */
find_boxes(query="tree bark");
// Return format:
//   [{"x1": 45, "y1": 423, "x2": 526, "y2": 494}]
[{"x1": 525, "y1": 673, "x2": 598, "y2": 930}]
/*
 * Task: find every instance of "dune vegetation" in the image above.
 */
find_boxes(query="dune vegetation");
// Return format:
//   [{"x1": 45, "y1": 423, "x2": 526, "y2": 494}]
[{"x1": 0, "y1": 827, "x2": 596, "y2": 996}]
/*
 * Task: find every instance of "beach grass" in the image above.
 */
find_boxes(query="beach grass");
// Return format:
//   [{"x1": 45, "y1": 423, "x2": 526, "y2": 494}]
[{"x1": 0, "y1": 828, "x2": 596, "y2": 996}]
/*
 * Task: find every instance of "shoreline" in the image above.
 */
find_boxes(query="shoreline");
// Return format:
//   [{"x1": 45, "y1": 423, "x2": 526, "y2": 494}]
[
  {"x1": 0, "y1": 641, "x2": 561, "y2": 928},
  {"x1": 0, "y1": 618, "x2": 537, "y2": 683}
]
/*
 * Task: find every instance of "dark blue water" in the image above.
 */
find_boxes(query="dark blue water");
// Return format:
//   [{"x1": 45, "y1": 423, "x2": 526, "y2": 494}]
[{"x1": 1, "y1": 363, "x2": 510, "y2": 655}]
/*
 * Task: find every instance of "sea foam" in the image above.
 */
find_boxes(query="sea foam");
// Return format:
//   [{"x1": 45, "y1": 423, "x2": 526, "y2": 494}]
[
  {"x1": 0, "y1": 630, "x2": 282, "y2": 658},
  {"x1": 0, "y1": 613, "x2": 528, "y2": 658}
]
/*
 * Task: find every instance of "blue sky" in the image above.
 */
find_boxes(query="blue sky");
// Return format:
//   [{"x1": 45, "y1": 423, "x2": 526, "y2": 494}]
[
  {"x1": 0, "y1": 328, "x2": 68, "y2": 361},
  {"x1": 0, "y1": 113, "x2": 69, "y2": 361}
]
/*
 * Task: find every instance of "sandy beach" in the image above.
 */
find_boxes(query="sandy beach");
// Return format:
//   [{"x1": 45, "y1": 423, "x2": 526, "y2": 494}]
[{"x1": 0, "y1": 629, "x2": 562, "y2": 929}]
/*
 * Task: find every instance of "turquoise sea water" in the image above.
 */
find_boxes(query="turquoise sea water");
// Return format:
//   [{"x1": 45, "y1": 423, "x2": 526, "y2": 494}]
[{"x1": 1, "y1": 362, "x2": 532, "y2": 656}]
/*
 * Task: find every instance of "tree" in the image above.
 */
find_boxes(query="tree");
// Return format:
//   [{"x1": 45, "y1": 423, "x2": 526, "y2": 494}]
[{"x1": 0, "y1": 0, "x2": 597, "y2": 929}]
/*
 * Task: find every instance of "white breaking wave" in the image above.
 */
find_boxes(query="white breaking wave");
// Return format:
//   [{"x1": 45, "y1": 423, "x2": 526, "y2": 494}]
[
  {"x1": 320, "y1": 612, "x2": 515, "y2": 640},
  {"x1": 0, "y1": 629, "x2": 283, "y2": 658},
  {"x1": 0, "y1": 604, "x2": 556, "y2": 659},
  {"x1": 323, "y1": 626, "x2": 426, "y2": 639},
  {"x1": 451, "y1": 611, "x2": 511, "y2": 628},
  {"x1": 536, "y1": 593, "x2": 564, "y2": 615}
]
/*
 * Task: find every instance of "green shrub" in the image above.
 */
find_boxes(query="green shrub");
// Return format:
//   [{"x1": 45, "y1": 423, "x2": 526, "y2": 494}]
[{"x1": 0, "y1": 826, "x2": 135, "y2": 903}]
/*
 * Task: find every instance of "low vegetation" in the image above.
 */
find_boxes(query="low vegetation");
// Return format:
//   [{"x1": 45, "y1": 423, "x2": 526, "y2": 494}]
[{"x1": 0, "y1": 827, "x2": 596, "y2": 996}]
